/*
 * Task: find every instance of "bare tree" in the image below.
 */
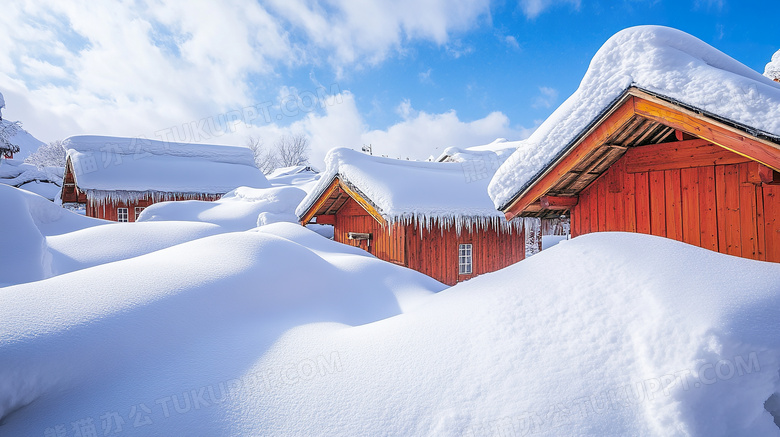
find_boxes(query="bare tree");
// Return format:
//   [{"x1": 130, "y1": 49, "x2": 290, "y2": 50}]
[
  {"x1": 274, "y1": 133, "x2": 310, "y2": 168},
  {"x1": 25, "y1": 140, "x2": 67, "y2": 168},
  {"x1": 246, "y1": 136, "x2": 278, "y2": 174},
  {"x1": 0, "y1": 120, "x2": 21, "y2": 159}
]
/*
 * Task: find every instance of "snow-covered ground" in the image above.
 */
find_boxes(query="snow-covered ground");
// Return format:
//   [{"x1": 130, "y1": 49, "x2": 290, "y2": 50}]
[
  {"x1": 0, "y1": 159, "x2": 63, "y2": 201},
  {"x1": 1, "y1": 194, "x2": 779, "y2": 435},
  {"x1": 137, "y1": 186, "x2": 307, "y2": 232}
]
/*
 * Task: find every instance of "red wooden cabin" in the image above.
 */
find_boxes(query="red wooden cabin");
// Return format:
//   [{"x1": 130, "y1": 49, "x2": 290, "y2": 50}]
[
  {"x1": 60, "y1": 135, "x2": 269, "y2": 221},
  {"x1": 297, "y1": 148, "x2": 526, "y2": 285},
  {"x1": 495, "y1": 87, "x2": 780, "y2": 263}
]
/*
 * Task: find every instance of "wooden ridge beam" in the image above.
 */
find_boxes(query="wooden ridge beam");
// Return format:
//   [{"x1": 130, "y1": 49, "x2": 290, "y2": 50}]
[
  {"x1": 623, "y1": 138, "x2": 751, "y2": 173},
  {"x1": 631, "y1": 90, "x2": 780, "y2": 172},
  {"x1": 503, "y1": 95, "x2": 637, "y2": 219},
  {"x1": 540, "y1": 195, "x2": 579, "y2": 210}
]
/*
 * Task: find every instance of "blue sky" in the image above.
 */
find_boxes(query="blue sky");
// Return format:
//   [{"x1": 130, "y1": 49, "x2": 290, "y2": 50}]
[{"x1": 0, "y1": 0, "x2": 777, "y2": 166}]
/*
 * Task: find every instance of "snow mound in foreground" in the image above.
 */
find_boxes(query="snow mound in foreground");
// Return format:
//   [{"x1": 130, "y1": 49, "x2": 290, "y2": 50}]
[
  {"x1": 0, "y1": 185, "x2": 103, "y2": 286},
  {"x1": 0, "y1": 223, "x2": 442, "y2": 434},
  {"x1": 137, "y1": 186, "x2": 307, "y2": 232},
  {"x1": 1, "y1": 230, "x2": 779, "y2": 436}
]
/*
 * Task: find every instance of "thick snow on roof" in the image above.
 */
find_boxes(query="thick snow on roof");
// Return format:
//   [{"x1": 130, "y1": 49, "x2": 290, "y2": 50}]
[
  {"x1": 435, "y1": 137, "x2": 522, "y2": 162},
  {"x1": 266, "y1": 165, "x2": 321, "y2": 194},
  {"x1": 766, "y1": 49, "x2": 780, "y2": 81},
  {"x1": 64, "y1": 135, "x2": 269, "y2": 198},
  {"x1": 297, "y1": 147, "x2": 519, "y2": 231},
  {"x1": 2, "y1": 228, "x2": 780, "y2": 435},
  {"x1": 489, "y1": 26, "x2": 780, "y2": 210}
]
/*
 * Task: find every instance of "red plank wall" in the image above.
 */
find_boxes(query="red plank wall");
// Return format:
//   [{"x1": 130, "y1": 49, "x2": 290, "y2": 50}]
[
  {"x1": 571, "y1": 147, "x2": 780, "y2": 262},
  {"x1": 333, "y1": 197, "x2": 525, "y2": 285},
  {"x1": 87, "y1": 193, "x2": 222, "y2": 222},
  {"x1": 405, "y1": 223, "x2": 525, "y2": 286}
]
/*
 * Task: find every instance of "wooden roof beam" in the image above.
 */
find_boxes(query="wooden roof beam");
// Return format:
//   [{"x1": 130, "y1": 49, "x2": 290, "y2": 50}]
[
  {"x1": 503, "y1": 96, "x2": 637, "y2": 220},
  {"x1": 631, "y1": 89, "x2": 780, "y2": 172},
  {"x1": 540, "y1": 195, "x2": 579, "y2": 210}
]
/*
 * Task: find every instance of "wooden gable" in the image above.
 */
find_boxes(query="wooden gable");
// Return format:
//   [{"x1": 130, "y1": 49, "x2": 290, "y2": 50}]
[{"x1": 502, "y1": 88, "x2": 780, "y2": 220}]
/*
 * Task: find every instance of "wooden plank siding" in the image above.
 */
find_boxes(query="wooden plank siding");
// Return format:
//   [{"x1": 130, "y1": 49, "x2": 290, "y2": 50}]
[
  {"x1": 331, "y1": 196, "x2": 525, "y2": 285},
  {"x1": 404, "y1": 222, "x2": 525, "y2": 286},
  {"x1": 570, "y1": 140, "x2": 780, "y2": 263},
  {"x1": 85, "y1": 193, "x2": 222, "y2": 222}
]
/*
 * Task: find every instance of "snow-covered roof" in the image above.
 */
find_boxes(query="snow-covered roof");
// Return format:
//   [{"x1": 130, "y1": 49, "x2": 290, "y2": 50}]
[
  {"x1": 435, "y1": 138, "x2": 522, "y2": 163},
  {"x1": 64, "y1": 135, "x2": 269, "y2": 200},
  {"x1": 489, "y1": 26, "x2": 780, "y2": 210},
  {"x1": 766, "y1": 49, "x2": 780, "y2": 81},
  {"x1": 297, "y1": 148, "x2": 522, "y2": 231}
]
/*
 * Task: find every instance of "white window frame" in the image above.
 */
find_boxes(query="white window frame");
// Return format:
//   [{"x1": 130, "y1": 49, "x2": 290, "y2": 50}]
[
  {"x1": 458, "y1": 243, "x2": 473, "y2": 275},
  {"x1": 117, "y1": 207, "x2": 129, "y2": 222},
  {"x1": 135, "y1": 206, "x2": 145, "y2": 221}
]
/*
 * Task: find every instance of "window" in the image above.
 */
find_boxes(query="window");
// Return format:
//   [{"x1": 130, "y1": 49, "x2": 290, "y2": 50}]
[
  {"x1": 117, "y1": 207, "x2": 128, "y2": 222},
  {"x1": 135, "y1": 207, "x2": 145, "y2": 221},
  {"x1": 459, "y1": 243, "x2": 473, "y2": 275}
]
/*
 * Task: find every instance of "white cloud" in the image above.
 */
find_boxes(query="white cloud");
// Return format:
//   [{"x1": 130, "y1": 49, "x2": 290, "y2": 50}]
[
  {"x1": 518, "y1": 0, "x2": 581, "y2": 19},
  {"x1": 532, "y1": 86, "x2": 559, "y2": 108},
  {"x1": 418, "y1": 68, "x2": 433, "y2": 83},
  {"x1": 238, "y1": 93, "x2": 532, "y2": 167},
  {"x1": 505, "y1": 35, "x2": 520, "y2": 50},
  {"x1": 0, "y1": 0, "x2": 492, "y2": 146}
]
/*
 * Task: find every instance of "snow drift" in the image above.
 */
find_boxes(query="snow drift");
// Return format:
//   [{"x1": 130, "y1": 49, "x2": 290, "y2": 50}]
[
  {"x1": 1, "y1": 229, "x2": 779, "y2": 436},
  {"x1": 489, "y1": 25, "x2": 780, "y2": 209},
  {"x1": 0, "y1": 223, "x2": 443, "y2": 435},
  {"x1": 137, "y1": 186, "x2": 307, "y2": 232}
]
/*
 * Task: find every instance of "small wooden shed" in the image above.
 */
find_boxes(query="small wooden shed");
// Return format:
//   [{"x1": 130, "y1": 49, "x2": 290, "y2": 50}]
[
  {"x1": 494, "y1": 87, "x2": 780, "y2": 262},
  {"x1": 297, "y1": 148, "x2": 526, "y2": 285},
  {"x1": 61, "y1": 135, "x2": 269, "y2": 221}
]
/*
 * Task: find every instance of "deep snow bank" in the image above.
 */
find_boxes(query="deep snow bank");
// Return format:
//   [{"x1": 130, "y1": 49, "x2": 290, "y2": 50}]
[
  {"x1": 137, "y1": 186, "x2": 307, "y2": 232},
  {"x1": 0, "y1": 185, "x2": 104, "y2": 286},
  {"x1": 1, "y1": 231, "x2": 778, "y2": 436},
  {"x1": 0, "y1": 223, "x2": 442, "y2": 435},
  {"x1": 0, "y1": 185, "x2": 228, "y2": 284}
]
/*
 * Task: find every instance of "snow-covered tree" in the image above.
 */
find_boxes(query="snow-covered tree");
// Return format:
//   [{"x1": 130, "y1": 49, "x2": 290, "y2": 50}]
[
  {"x1": 765, "y1": 49, "x2": 780, "y2": 82},
  {"x1": 0, "y1": 91, "x2": 21, "y2": 159},
  {"x1": 0, "y1": 121, "x2": 21, "y2": 158},
  {"x1": 25, "y1": 140, "x2": 67, "y2": 168}
]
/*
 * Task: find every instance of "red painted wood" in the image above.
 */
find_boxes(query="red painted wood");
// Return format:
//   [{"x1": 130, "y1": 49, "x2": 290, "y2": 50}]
[
  {"x1": 635, "y1": 171, "x2": 651, "y2": 234},
  {"x1": 329, "y1": 197, "x2": 524, "y2": 285},
  {"x1": 649, "y1": 170, "x2": 666, "y2": 237},
  {"x1": 680, "y1": 167, "x2": 701, "y2": 247},
  {"x1": 697, "y1": 166, "x2": 719, "y2": 251},
  {"x1": 573, "y1": 141, "x2": 779, "y2": 263},
  {"x1": 738, "y1": 163, "x2": 759, "y2": 259},
  {"x1": 664, "y1": 169, "x2": 683, "y2": 241},
  {"x1": 764, "y1": 185, "x2": 780, "y2": 262}
]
